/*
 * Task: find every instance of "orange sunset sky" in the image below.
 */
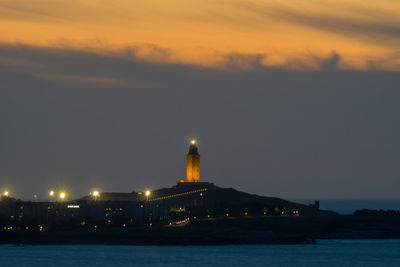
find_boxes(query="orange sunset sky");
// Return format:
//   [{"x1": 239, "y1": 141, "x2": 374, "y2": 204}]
[{"x1": 1, "y1": 0, "x2": 400, "y2": 71}]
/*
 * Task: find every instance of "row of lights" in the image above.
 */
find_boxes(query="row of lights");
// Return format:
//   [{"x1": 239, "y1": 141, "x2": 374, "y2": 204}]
[
  {"x1": 1, "y1": 189, "x2": 153, "y2": 201},
  {"x1": 49, "y1": 190, "x2": 67, "y2": 200},
  {"x1": 149, "y1": 188, "x2": 207, "y2": 202},
  {"x1": 1, "y1": 190, "x2": 100, "y2": 201},
  {"x1": 49, "y1": 190, "x2": 100, "y2": 201}
]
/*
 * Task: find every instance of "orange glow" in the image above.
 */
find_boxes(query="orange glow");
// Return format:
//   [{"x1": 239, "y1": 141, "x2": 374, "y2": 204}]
[{"x1": 0, "y1": 0, "x2": 399, "y2": 70}]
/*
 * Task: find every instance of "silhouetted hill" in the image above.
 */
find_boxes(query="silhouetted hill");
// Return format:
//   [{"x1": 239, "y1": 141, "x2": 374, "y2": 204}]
[{"x1": 83, "y1": 182, "x2": 336, "y2": 216}]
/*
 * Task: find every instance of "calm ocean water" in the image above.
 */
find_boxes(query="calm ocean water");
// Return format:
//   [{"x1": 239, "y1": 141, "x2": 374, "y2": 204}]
[
  {"x1": 290, "y1": 199, "x2": 400, "y2": 214},
  {"x1": 0, "y1": 239, "x2": 399, "y2": 267}
]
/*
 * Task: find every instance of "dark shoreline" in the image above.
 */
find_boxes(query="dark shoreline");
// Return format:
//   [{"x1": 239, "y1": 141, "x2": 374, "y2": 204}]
[{"x1": 1, "y1": 215, "x2": 400, "y2": 246}]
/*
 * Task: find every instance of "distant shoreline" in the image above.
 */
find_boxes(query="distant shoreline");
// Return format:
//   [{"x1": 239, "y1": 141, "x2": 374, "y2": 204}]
[
  {"x1": 290, "y1": 198, "x2": 400, "y2": 215},
  {"x1": 1, "y1": 215, "x2": 400, "y2": 246}
]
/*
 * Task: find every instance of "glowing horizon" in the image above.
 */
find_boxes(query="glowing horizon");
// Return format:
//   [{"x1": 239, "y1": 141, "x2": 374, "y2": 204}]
[{"x1": 1, "y1": 0, "x2": 400, "y2": 71}]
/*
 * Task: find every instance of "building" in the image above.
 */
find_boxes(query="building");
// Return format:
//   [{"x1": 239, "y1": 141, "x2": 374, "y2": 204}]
[
  {"x1": 0, "y1": 199, "x2": 170, "y2": 228},
  {"x1": 186, "y1": 139, "x2": 200, "y2": 182}
]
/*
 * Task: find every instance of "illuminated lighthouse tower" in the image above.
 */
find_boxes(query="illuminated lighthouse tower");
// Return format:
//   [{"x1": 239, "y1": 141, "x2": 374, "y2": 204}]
[{"x1": 186, "y1": 139, "x2": 200, "y2": 183}]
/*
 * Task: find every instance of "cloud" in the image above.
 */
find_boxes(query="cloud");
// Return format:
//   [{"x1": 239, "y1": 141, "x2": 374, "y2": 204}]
[
  {"x1": 30, "y1": 73, "x2": 125, "y2": 86},
  {"x1": 236, "y1": 1, "x2": 400, "y2": 46},
  {"x1": 0, "y1": 43, "x2": 342, "y2": 84},
  {"x1": 221, "y1": 53, "x2": 266, "y2": 70},
  {"x1": 1, "y1": 1, "x2": 400, "y2": 71},
  {"x1": 364, "y1": 51, "x2": 400, "y2": 71},
  {"x1": 1, "y1": 43, "x2": 400, "y2": 199},
  {"x1": 0, "y1": 55, "x2": 40, "y2": 68}
]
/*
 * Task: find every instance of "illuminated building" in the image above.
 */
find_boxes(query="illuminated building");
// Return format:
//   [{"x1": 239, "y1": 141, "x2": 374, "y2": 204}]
[{"x1": 186, "y1": 139, "x2": 200, "y2": 182}]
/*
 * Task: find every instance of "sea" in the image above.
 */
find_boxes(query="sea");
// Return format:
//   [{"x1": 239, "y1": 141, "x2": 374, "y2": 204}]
[{"x1": 0, "y1": 239, "x2": 399, "y2": 266}]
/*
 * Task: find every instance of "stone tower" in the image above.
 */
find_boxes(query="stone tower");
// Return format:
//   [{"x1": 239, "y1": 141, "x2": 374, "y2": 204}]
[{"x1": 186, "y1": 139, "x2": 200, "y2": 182}]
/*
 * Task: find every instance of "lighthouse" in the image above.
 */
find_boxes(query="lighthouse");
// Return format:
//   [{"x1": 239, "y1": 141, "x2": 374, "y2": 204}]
[{"x1": 186, "y1": 139, "x2": 200, "y2": 182}]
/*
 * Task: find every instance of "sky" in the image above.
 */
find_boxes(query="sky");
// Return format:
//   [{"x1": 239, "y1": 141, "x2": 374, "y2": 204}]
[{"x1": 0, "y1": 0, "x2": 399, "y2": 200}]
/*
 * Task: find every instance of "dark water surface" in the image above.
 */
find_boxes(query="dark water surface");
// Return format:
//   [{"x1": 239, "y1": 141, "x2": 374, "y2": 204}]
[{"x1": 0, "y1": 239, "x2": 399, "y2": 266}]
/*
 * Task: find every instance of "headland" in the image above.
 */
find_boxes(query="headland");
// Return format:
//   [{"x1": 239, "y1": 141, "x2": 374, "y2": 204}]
[{"x1": 1, "y1": 140, "x2": 399, "y2": 245}]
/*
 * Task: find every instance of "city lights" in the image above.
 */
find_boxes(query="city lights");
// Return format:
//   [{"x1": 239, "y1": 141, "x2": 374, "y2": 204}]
[
  {"x1": 49, "y1": 190, "x2": 55, "y2": 202},
  {"x1": 92, "y1": 190, "x2": 100, "y2": 201},
  {"x1": 145, "y1": 190, "x2": 151, "y2": 201}
]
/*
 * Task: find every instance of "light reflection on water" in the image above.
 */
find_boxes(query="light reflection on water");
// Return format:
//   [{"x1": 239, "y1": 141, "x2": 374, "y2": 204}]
[{"x1": 0, "y1": 239, "x2": 399, "y2": 267}]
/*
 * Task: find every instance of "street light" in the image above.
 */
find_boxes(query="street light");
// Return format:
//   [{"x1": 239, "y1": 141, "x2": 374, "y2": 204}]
[
  {"x1": 3, "y1": 191, "x2": 9, "y2": 197},
  {"x1": 59, "y1": 192, "x2": 66, "y2": 201},
  {"x1": 49, "y1": 190, "x2": 54, "y2": 202},
  {"x1": 92, "y1": 190, "x2": 100, "y2": 201},
  {"x1": 145, "y1": 190, "x2": 151, "y2": 201}
]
